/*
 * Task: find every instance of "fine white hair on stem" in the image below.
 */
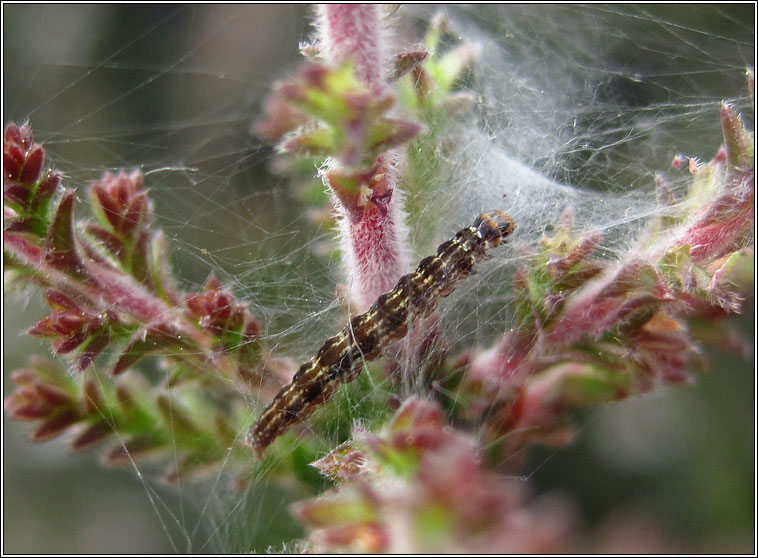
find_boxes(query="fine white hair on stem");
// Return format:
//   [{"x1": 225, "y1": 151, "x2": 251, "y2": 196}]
[{"x1": 314, "y1": 4, "x2": 388, "y2": 93}]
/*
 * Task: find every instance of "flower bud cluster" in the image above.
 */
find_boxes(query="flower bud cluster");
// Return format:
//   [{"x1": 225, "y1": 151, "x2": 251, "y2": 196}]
[
  {"x1": 4, "y1": 122, "x2": 268, "y2": 479},
  {"x1": 294, "y1": 398, "x2": 571, "y2": 553},
  {"x1": 462, "y1": 100, "x2": 753, "y2": 458}
]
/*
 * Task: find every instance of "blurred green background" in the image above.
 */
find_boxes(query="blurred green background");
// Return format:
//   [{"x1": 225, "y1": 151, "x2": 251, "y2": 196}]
[{"x1": 3, "y1": 4, "x2": 754, "y2": 553}]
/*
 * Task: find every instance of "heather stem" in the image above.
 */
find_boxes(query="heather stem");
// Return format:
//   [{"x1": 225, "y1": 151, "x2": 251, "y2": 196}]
[
  {"x1": 317, "y1": 4, "x2": 411, "y2": 310},
  {"x1": 317, "y1": 4, "x2": 387, "y2": 94}
]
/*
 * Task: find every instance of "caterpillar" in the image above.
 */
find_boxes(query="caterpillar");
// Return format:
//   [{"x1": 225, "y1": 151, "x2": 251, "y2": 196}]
[{"x1": 245, "y1": 211, "x2": 515, "y2": 457}]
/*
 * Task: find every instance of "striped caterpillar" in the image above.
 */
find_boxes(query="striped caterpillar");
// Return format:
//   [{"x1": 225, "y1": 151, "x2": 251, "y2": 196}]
[{"x1": 245, "y1": 211, "x2": 515, "y2": 457}]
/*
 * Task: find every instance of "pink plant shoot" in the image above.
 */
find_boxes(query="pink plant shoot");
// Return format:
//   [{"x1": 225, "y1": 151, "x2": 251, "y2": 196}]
[
  {"x1": 254, "y1": 5, "x2": 424, "y2": 311},
  {"x1": 459, "y1": 101, "x2": 754, "y2": 459},
  {"x1": 3, "y1": 6, "x2": 754, "y2": 554},
  {"x1": 295, "y1": 397, "x2": 571, "y2": 553},
  {"x1": 317, "y1": 5, "x2": 411, "y2": 310}
]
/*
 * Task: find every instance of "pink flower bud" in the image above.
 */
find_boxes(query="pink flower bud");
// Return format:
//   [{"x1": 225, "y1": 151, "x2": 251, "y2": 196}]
[
  {"x1": 32, "y1": 409, "x2": 80, "y2": 441},
  {"x1": 90, "y1": 170, "x2": 150, "y2": 236},
  {"x1": 4, "y1": 122, "x2": 44, "y2": 185}
]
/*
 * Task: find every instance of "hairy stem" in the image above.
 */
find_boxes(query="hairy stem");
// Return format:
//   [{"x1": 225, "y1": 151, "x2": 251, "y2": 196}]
[{"x1": 317, "y1": 4, "x2": 412, "y2": 311}]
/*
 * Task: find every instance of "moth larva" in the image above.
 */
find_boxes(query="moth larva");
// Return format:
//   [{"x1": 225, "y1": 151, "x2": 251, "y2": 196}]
[{"x1": 245, "y1": 211, "x2": 515, "y2": 457}]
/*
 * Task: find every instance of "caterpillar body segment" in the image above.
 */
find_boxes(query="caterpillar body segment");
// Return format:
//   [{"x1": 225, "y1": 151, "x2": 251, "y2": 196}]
[{"x1": 245, "y1": 211, "x2": 515, "y2": 457}]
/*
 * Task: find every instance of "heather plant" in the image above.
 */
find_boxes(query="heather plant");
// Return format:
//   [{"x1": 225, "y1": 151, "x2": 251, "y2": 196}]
[{"x1": 3, "y1": 5, "x2": 754, "y2": 553}]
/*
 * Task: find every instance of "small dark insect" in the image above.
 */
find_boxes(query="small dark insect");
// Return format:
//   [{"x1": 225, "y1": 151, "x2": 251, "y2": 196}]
[{"x1": 245, "y1": 211, "x2": 515, "y2": 457}]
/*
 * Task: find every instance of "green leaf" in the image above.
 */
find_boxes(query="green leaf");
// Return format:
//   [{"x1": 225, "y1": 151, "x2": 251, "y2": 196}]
[
  {"x1": 721, "y1": 103, "x2": 754, "y2": 170},
  {"x1": 366, "y1": 118, "x2": 423, "y2": 156},
  {"x1": 282, "y1": 125, "x2": 338, "y2": 157},
  {"x1": 44, "y1": 189, "x2": 85, "y2": 277}
]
